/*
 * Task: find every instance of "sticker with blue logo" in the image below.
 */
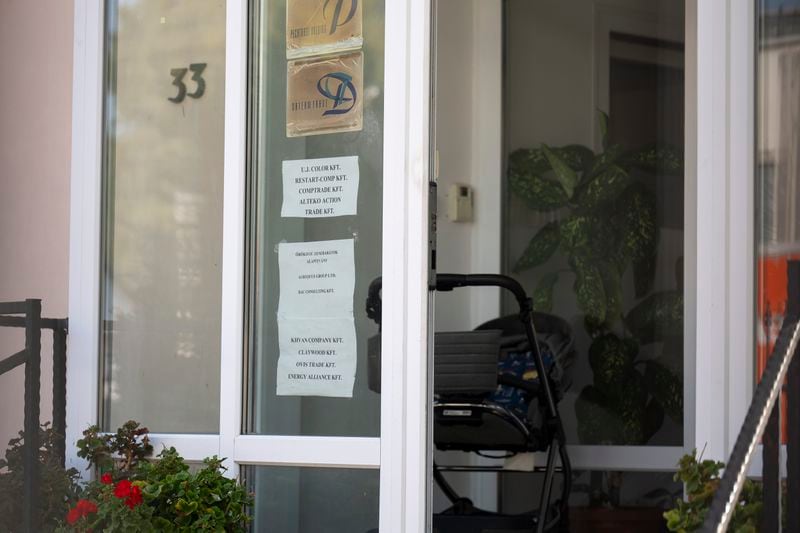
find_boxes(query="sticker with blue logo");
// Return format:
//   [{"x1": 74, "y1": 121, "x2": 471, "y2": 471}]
[
  {"x1": 287, "y1": 0, "x2": 362, "y2": 59},
  {"x1": 287, "y1": 52, "x2": 363, "y2": 137}
]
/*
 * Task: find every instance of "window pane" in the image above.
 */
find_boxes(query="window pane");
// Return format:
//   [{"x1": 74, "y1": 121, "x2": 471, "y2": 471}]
[
  {"x1": 503, "y1": 0, "x2": 685, "y2": 446},
  {"x1": 246, "y1": 466, "x2": 379, "y2": 533},
  {"x1": 100, "y1": 0, "x2": 225, "y2": 433},
  {"x1": 755, "y1": 1, "x2": 800, "y2": 439},
  {"x1": 246, "y1": 0, "x2": 384, "y2": 436}
]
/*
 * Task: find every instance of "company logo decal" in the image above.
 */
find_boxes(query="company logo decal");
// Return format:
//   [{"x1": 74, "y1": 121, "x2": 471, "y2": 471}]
[
  {"x1": 317, "y1": 72, "x2": 357, "y2": 116},
  {"x1": 323, "y1": 0, "x2": 358, "y2": 35}
]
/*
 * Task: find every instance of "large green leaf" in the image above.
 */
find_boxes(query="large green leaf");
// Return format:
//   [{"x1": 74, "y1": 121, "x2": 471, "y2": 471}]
[
  {"x1": 553, "y1": 144, "x2": 595, "y2": 174},
  {"x1": 571, "y1": 254, "x2": 606, "y2": 323},
  {"x1": 621, "y1": 186, "x2": 658, "y2": 262},
  {"x1": 559, "y1": 215, "x2": 591, "y2": 252},
  {"x1": 633, "y1": 251, "x2": 657, "y2": 298},
  {"x1": 532, "y1": 272, "x2": 559, "y2": 313},
  {"x1": 598, "y1": 261, "x2": 623, "y2": 326},
  {"x1": 542, "y1": 144, "x2": 579, "y2": 199},
  {"x1": 513, "y1": 222, "x2": 560, "y2": 272},
  {"x1": 575, "y1": 386, "x2": 624, "y2": 444},
  {"x1": 609, "y1": 372, "x2": 649, "y2": 444},
  {"x1": 643, "y1": 360, "x2": 683, "y2": 424},
  {"x1": 624, "y1": 290, "x2": 684, "y2": 344},
  {"x1": 575, "y1": 165, "x2": 631, "y2": 211},
  {"x1": 507, "y1": 150, "x2": 569, "y2": 211},
  {"x1": 623, "y1": 143, "x2": 684, "y2": 175},
  {"x1": 575, "y1": 379, "x2": 648, "y2": 445},
  {"x1": 587, "y1": 144, "x2": 623, "y2": 179},
  {"x1": 588, "y1": 333, "x2": 636, "y2": 397}
]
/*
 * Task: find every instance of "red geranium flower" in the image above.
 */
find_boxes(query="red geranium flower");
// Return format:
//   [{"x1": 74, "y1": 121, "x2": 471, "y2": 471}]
[
  {"x1": 113, "y1": 479, "x2": 132, "y2": 499},
  {"x1": 66, "y1": 507, "x2": 81, "y2": 525},
  {"x1": 125, "y1": 485, "x2": 143, "y2": 509},
  {"x1": 76, "y1": 499, "x2": 98, "y2": 515},
  {"x1": 101, "y1": 472, "x2": 113, "y2": 485},
  {"x1": 66, "y1": 499, "x2": 98, "y2": 526}
]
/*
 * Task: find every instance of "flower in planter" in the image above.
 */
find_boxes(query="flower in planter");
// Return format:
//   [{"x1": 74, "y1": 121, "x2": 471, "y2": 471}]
[
  {"x1": 57, "y1": 421, "x2": 253, "y2": 532},
  {"x1": 113, "y1": 479, "x2": 143, "y2": 509},
  {"x1": 65, "y1": 499, "x2": 98, "y2": 525}
]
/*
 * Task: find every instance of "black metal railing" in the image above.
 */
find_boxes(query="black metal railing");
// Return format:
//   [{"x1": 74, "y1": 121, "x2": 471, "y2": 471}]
[
  {"x1": 701, "y1": 262, "x2": 800, "y2": 533},
  {"x1": 0, "y1": 300, "x2": 68, "y2": 533}
]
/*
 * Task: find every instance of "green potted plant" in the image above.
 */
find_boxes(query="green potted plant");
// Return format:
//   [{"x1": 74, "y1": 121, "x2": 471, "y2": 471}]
[
  {"x1": 56, "y1": 420, "x2": 253, "y2": 532},
  {"x1": 0, "y1": 424, "x2": 82, "y2": 532},
  {"x1": 664, "y1": 450, "x2": 768, "y2": 533},
  {"x1": 508, "y1": 112, "x2": 684, "y2": 527}
]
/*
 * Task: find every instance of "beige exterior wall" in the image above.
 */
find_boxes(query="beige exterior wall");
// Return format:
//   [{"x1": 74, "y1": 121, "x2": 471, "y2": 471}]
[{"x1": 0, "y1": 0, "x2": 74, "y2": 450}]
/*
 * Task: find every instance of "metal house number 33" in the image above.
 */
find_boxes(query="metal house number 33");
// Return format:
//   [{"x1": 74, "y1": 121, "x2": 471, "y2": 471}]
[{"x1": 168, "y1": 63, "x2": 207, "y2": 103}]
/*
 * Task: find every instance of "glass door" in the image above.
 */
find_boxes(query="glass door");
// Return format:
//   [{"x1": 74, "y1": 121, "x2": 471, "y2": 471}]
[
  {"x1": 74, "y1": 0, "x2": 430, "y2": 529},
  {"x1": 244, "y1": 0, "x2": 383, "y2": 528},
  {"x1": 237, "y1": 0, "x2": 433, "y2": 530}
]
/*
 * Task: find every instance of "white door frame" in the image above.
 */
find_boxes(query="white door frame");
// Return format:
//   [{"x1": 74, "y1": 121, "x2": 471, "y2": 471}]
[{"x1": 68, "y1": 0, "x2": 434, "y2": 527}]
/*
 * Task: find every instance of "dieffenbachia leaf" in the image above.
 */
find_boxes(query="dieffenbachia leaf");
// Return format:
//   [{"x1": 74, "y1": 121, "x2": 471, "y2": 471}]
[
  {"x1": 553, "y1": 144, "x2": 595, "y2": 174},
  {"x1": 611, "y1": 374, "x2": 649, "y2": 445},
  {"x1": 542, "y1": 144, "x2": 579, "y2": 199},
  {"x1": 588, "y1": 333, "x2": 636, "y2": 398},
  {"x1": 575, "y1": 385, "x2": 624, "y2": 445},
  {"x1": 621, "y1": 186, "x2": 658, "y2": 262},
  {"x1": 624, "y1": 290, "x2": 684, "y2": 344},
  {"x1": 571, "y1": 254, "x2": 606, "y2": 323},
  {"x1": 532, "y1": 272, "x2": 559, "y2": 313},
  {"x1": 586, "y1": 144, "x2": 623, "y2": 180},
  {"x1": 633, "y1": 251, "x2": 656, "y2": 298},
  {"x1": 559, "y1": 215, "x2": 591, "y2": 252},
  {"x1": 575, "y1": 165, "x2": 631, "y2": 211},
  {"x1": 587, "y1": 218, "x2": 621, "y2": 261},
  {"x1": 513, "y1": 222, "x2": 560, "y2": 273},
  {"x1": 643, "y1": 360, "x2": 683, "y2": 424},
  {"x1": 623, "y1": 143, "x2": 684, "y2": 175},
  {"x1": 598, "y1": 262, "x2": 623, "y2": 327},
  {"x1": 508, "y1": 149, "x2": 569, "y2": 211}
]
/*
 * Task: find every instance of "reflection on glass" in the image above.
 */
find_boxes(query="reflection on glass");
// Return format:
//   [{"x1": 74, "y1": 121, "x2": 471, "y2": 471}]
[
  {"x1": 246, "y1": 466, "x2": 379, "y2": 533},
  {"x1": 100, "y1": 0, "x2": 226, "y2": 433},
  {"x1": 504, "y1": 0, "x2": 685, "y2": 446},
  {"x1": 755, "y1": 0, "x2": 800, "y2": 441},
  {"x1": 246, "y1": 0, "x2": 384, "y2": 436}
]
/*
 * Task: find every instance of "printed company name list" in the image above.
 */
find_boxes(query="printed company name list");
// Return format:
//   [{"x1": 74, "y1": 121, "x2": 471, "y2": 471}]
[
  {"x1": 276, "y1": 238, "x2": 356, "y2": 396},
  {"x1": 294, "y1": 163, "x2": 350, "y2": 216}
]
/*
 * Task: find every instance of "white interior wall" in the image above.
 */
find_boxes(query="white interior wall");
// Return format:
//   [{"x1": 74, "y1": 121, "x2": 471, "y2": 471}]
[
  {"x1": 433, "y1": 0, "x2": 503, "y2": 513},
  {"x1": 434, "y1": 0, "x2": 478, "y2": 332},
  {"x1": 435, "y1": 0, "x2": 503, "y2": 333}
]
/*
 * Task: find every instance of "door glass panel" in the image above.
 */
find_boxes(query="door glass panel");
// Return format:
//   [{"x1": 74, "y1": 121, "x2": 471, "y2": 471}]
[
  {"x1": 100, "y1": 0, "x2": 226, "y2": 433},
  {"x1": 246, "y1": 0, "x2": 384, "y2": 437},
  {"x1": 755, "y1": 0, "x2": 800, "y2": 441},
  {"x1": 246, "y1": 466, "x2": 379, "y2": 532},
  {"x1": 503, "y1": 0, "x2": 685, "y2": 446}
]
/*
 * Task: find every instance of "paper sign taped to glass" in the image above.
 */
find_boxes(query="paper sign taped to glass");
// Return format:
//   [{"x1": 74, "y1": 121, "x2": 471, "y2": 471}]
[
  {"x1": 281, "y1": 156, "x2": 359, "y2": 218},
  {"x1": 276, "y1": 238, "x2": 357, "y2": 397},
  {"x1": 286, "y1": 0, "x2": 362, "y2": 59},
  {"x1": 277, "y1": 239, "x2": 355, "y2": 317},
  {"x1": 286, "y1": 52, "x2": 363, "y2": 137},
  {"x1": 276, "y1": 316, "x2": 357, "y2": 397}
]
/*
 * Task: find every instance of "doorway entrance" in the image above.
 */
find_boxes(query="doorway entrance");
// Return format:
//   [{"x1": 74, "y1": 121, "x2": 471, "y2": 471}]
[{"x1": 430, "y1": 0, "x2": 686, "y2": 530}]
